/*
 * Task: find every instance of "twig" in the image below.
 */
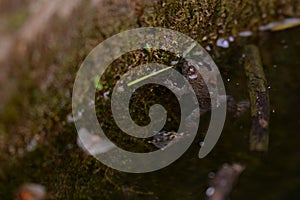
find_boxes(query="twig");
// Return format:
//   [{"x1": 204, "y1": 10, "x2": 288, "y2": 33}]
[
  {"x1": 206, "y1": 163, "x2": 245, "y2": 200},
  {"x1": 243, "y1": 45, "x2": 270, "y2": 151}
]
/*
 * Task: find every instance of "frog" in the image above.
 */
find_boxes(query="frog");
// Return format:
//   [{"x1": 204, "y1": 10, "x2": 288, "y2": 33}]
[
  {"x1": 181, "y1": 60, "x2": 249, "y2": 116},
  {"x1": 148, "y1": 60, "x2": 249, "y2": 149}
]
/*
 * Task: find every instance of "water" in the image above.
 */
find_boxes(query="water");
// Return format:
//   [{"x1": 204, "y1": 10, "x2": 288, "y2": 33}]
[{"x1": 123, "y1": 27, "x2": 300, "y2": 200}]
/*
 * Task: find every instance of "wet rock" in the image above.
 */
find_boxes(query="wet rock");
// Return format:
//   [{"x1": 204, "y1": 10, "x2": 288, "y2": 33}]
[{"x1": 15, "y1": 183, "x2": 46, "y2": 200}]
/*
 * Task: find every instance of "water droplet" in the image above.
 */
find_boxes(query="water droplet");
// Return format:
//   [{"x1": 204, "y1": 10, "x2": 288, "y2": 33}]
[
  {"x1": 193, "y1": 51, "x2": 203, "y2": 56},
  {"x1": 216, "y1": 38, "x2": 229, "y2": 48},
  {"x1": 78, "y1": 110, "x2": 84, "y2": 117},
  {"x1": 88, "y1": 100, "x2": 95, "y2": 106},
  {"x1": 27, "y1": 136, "x2": 38, "y2": 152},
  {"x1": 117, "y1": 86, "x2": 125, "y2": 92},
  {"x1": 67, "y1": 114, "x2": 74, "y2": 122},
  {"x1": 205, "y1": 45, "x2": 212, "y2": 51},
  {"x1": 67, "y1": 144, "x2": 73, "y2": 149},
  {"x1": 171, "y1": 60, "x2": 178, "y2": 65},
  {"x1": 199, "y1": 141, "x2": 205, "y2": 147},
  {"x1": 189, "y1": 74, "x2": 198, "y2": 79},
  {"x1": 77, "y1": 128, "x2": 115, "y2": 155},
  {"x1": 8, "y1": 145, "x2": 15, "y2": 154},
  {"x1": 239, "y1": 31, "x2": 253, "y2": 37},
  {"x1": 103, "y1": 91, "x2": 110, "y2": 100},
  {"x1": 208, "y1": 172, "x2": 215, "y2": 179},
  {"x1": 262, "y1": 13, "x2": 267, "y2": 18},
  {"x1": 206, "y1": 187, "x2": 215, "y2": 196}
]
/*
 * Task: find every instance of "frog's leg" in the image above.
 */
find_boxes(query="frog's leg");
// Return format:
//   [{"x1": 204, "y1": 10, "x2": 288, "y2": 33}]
[{"x1": 226, "y1": 95, "x2": 250, "y2": 117}]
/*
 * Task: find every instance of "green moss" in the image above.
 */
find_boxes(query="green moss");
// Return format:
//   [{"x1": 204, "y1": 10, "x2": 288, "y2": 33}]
[
  {"x1": 1, "y1": 0, "x2": 300, "y2": 199},
  {"x1": 9, "y1": 8, "x2": 29, "y2": 30},
  {"x1": 0, "y1": 7, "x2": 29, "y2": 33},
  {"x1": 142, "y1": 0, "x2": 300, "y2": 52}
]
